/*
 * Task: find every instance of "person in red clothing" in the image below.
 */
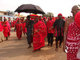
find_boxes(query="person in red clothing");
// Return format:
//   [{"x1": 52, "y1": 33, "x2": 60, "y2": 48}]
[
  {"x1": 3, "y1": 19, "x2": 10, "y2": 40},
  {"x1": 0, "y1": 19, "x2": 4, "y2": 42},
  {"x1": 46, "y1": 16, "x2": 55, "y2": 46},
  {"x1": 65, "y1": 11, "x2": 80, "y2": 60},
  {"x1": 21, "y1": 17, "x2": 26, "y2": 35},
  {"x1": 43, "y1": 17, "x2": 47, "y2": 24},
  {"x1": 33, "y1": 17, "x2": 46, "y2": 52},
  {"x1": 7, "y1": 20, "x2": 11, "y2": 37},
  {"x1": 38, "y1": 16, "x2": 47, "y2": 38},
  {"x1": 12, "y1": 18, "x2": 17, "y2": 27},
  {"x1": 38, "y1": 16, "x2": 47, "y2": 47},
  {"x1": 8, "y1": 17, "x2": 11, "y2": 26},
  {"x1": 13, "y1": 20, "x2": 17, "y2": 27},
  {"x1": 22, "y1": 21, "x2": 26, "y2": 35},
  {"x1": 15, "y1": 19, "x2": 22, "y2": 40},
  {"x1": 11, "y1": 20, "x2": 13, "y2": 27}
]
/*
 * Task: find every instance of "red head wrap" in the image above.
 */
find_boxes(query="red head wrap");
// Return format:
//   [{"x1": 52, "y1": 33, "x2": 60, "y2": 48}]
[{"x1": 58, "y1": 13, "x2": 62, "y2": 16}]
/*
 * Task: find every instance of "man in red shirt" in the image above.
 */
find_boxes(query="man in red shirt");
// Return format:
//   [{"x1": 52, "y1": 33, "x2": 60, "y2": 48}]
[{"x1": 46, "y1": 16, "x2": 55, "y2": 46}]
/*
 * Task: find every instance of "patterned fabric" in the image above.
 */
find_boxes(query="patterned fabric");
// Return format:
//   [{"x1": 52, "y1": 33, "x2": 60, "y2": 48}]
[
  {"x1": 38, "y1": 21, "x2": 47, "y2": 38},
  {"x1": 15, "y1": 23, "x2": 22, "y2": 39},
  {"x1": 66, "y1": 22, "x2": 80, "y2": 60},
  {"x1": 33, "y1": 21, "x2": 46, "y2": 51},
  {"x1": 46, "y1": 20, "x2": 55, "y2": 33}
]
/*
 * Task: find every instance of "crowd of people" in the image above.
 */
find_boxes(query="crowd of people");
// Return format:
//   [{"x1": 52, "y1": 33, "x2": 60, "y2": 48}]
[{"x1": 0, "y1": 5, "x2": 80, "y2": 60}]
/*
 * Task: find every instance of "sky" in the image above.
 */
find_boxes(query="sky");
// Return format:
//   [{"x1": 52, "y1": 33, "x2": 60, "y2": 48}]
[{"x1": 0, "y1": 0, "x2": 80, "y2": 17}]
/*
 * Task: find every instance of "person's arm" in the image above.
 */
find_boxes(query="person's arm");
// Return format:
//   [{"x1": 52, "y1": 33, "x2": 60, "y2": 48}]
[
  {"x1": 26, "y1": 21, "x2": 28, "y2": 28},
  {"x1": 53, "y1": 20, "x2": 57, "y2": 35},
  {"x1": 63, "y1": 19, "x2": 69, "y2": 52},
  {"x1": 32, "y1": 20, "x2": 34, "y2": 28},
  {"x1": 53, "y1": 20, "x2": 56, "y2": 28}
]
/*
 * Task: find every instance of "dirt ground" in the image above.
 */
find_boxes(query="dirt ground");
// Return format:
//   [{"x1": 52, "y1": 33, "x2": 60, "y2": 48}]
[{"x1": 0, "y1": 29, "x2": 66, "y2": 60}]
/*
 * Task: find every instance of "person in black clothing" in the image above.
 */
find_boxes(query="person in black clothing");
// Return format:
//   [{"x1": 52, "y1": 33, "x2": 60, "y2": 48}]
[
  {"x1": 26, "y1": 15, "x2": 34, "y2": 48},
  {"x1": 53, "y1": 13, "x2": 65, "y2": 51}
]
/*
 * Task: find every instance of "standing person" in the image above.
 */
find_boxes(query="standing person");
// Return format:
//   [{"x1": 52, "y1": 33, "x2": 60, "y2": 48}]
[
  {"x1": 63, "y1": 5, "x2": 80, "y2": 60},
  {"x1": 13, "y1": 19, "x2": 17, "y2": 27},
  {"x1": 20, "y1": 17, "x2": 23, "y2": 23},
  {"x1": 53, "y1": 13, "x2": 65, "y2": 51},
  {"x1": 8, "y1": 17, "x2": 11, "y2": 26},
  {"x1": 38, "y1": 16, "x2": 47, "y2": 38},
  {"x1": 22, "y1": 21, "x2": 26, "y2": 35},
  {"x1": 63, "y1": 5, "x2": 80, "y2": 52},
  {"x1": 21, "y1": 17, "x2": 26, "y2": 35},
  {"x1": 65, "y1": 11, "x2": 80, "y2": 60},
  {"x1": 46, "y1": 16, "x2": 55, "y2": 47},
  {"x1": 7, "y1": 19, "x2": 11, "y2": 37},
  {"x1": 3, "y1": 19, "x2": 10, "y2": 40},
  {"x1": 43, "y1": 17, "x2": 47, "y2": 24},
  {"x1": 33, "y1": 17, "x2": 45, "y2": 52},
  {"x1": 26, "y1": 15, "x2": 34, "y2": 48},
  {"x1": 0, "y1": 19, "x2": 4, "y2": 42},
  {"x1": 15, "y1": 19, "x2": 22, "y2": 40},
  {"x1": 38, "y1": 16, "x2": 47, "y2": 47}
]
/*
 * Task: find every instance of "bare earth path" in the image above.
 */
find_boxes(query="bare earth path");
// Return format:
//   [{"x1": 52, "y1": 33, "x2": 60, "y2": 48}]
[{"x1": 0, "y1": 30, "x2": 66, "y2": 60}]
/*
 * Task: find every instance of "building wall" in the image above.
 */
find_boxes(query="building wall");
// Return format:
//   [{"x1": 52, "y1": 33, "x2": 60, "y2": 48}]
[
  {"x1": 0, "y1": 12, "x2": 5, "y2": 15},
  {"x1": 0, "y1": 11, "x2": 8, "y2": 15}
]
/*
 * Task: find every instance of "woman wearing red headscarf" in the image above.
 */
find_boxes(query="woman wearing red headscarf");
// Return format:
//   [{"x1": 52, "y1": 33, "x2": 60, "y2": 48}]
[
  {"x1": 65, "y1": 11, "x2": 80, "y2": 60},
  {"x1": 15, "y1": 19, "x2": 22, "y2": 40}
]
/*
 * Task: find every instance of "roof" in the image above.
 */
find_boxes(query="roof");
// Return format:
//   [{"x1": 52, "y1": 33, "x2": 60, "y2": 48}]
[{"x1": 0, "y1": 11, "x2": 8, "y2": 13}]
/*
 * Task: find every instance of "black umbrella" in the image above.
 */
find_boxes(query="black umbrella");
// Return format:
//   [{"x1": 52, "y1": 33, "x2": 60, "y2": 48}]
[{"x1": 15, "y1": 4, "x2": 45, "y2": 14}]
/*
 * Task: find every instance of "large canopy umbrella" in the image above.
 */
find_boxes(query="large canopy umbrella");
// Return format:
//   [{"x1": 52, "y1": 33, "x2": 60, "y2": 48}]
[{"x1": 15, "y1": 4, "x2": 45, "y2": 14}]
